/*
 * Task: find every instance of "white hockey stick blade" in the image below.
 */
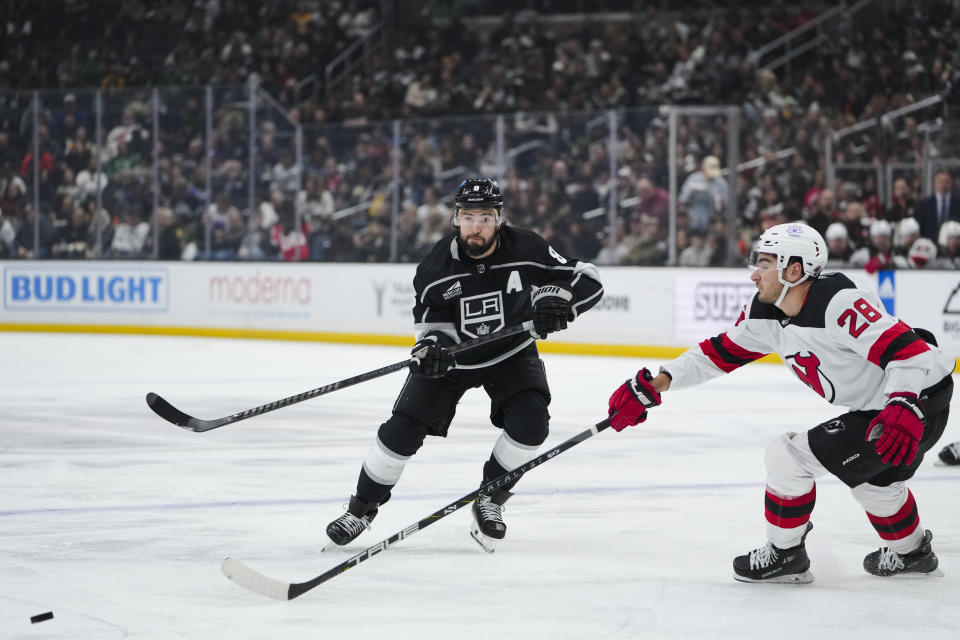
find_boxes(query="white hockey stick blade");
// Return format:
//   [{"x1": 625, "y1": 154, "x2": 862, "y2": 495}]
[{"x1": 221, "y1": 557, "x2": 292, "y2": 601}]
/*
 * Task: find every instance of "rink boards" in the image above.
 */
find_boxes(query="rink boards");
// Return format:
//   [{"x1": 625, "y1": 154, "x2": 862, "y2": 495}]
[{"x1": 1, "y1": 261, "x2": 958, "y2": 365}]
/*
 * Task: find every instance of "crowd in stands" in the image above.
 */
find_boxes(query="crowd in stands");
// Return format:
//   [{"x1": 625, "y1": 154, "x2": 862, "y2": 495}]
[{"x1": 2, "y1": 0, "x2": 960, "y2": 268}]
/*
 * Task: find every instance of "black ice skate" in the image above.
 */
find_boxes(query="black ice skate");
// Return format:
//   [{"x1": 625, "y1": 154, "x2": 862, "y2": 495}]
[
  {"x1": 733, "y1": 522, "x2": 814, "y2": 584},
  {"x1": 937, "y1": 442, "x2": 960, "y2": 466},
  {"x1": 325, "y1": 495, "x2": 380, "y2": 546},
  {"x1": 470, "y1": 488, "x2": 513, "y2": 553},
  {"x1": 863, "y1": 529, "x2": 943, "y2": 577}
]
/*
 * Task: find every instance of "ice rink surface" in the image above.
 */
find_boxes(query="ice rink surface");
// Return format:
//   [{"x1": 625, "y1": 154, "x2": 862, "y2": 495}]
[{"x1": 3, "y1": 331, "x2": 960, "y2": 639}]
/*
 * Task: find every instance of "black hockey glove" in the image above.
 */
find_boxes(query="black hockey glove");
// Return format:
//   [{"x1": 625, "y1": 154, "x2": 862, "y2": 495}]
[
  {"x1": 531, "y1": 285, "x2": 573, "y2": 339},
  {"x1": 409, "y1": 334, "x2": 456, "y2": 378}
]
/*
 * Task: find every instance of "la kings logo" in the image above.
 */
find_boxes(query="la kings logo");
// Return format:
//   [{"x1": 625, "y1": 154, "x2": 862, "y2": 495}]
[{"x1": 460, "y1": 291, "x2": 505, "y2": 338}]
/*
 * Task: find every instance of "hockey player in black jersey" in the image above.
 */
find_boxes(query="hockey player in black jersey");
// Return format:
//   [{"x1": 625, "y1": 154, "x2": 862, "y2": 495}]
[
  {"x1": 607, "y1": 222, "x2": 953, "y2": 582},
  {"x1": 327, "y1": 178, "x2": 604, "y2": 552}
]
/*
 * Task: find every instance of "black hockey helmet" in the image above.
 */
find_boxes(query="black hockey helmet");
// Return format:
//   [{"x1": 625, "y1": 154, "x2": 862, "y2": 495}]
[{"x1": 454, "y1": 178, "x2": 503, "y2": 216}]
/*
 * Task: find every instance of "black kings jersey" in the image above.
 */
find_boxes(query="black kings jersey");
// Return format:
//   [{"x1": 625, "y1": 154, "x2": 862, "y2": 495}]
[{"x1": 412, "y1": 225, "x2": 603, "y2": 368}]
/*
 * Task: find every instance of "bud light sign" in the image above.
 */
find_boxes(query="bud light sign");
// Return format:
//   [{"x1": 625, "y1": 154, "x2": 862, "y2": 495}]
[{"x1": 3, "y1": 265, "x2": 169, "y2": 312}]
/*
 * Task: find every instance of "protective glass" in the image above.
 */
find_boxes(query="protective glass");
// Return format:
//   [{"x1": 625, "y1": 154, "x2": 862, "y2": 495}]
[
  {"x1": 747, "y1": 247, "x2": 776, "y2": 272},
  {"x1": 455, "y1": 210, "x2": 499, "y2": 228}
]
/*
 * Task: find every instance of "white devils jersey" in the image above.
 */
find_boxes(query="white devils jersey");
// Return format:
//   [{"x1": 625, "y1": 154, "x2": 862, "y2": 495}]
[{"x1": 664, "y1": 273, "x2": 955, "y2": 410}]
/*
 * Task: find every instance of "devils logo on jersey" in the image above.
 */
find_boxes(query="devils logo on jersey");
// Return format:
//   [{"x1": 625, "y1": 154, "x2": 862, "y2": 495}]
[{"x1": 786, "y1": 351, "x2": 836, "y2": 402}]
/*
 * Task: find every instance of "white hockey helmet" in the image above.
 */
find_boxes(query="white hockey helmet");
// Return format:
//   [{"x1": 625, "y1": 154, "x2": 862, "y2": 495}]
[
  {"x1": 749, "y1": 223, "x2": 827, "y2": 309},
  {"x1": 825, "y1": 221, "x2": 848, "y2": 241},
  {"x1": 939, "y1": 220, "x2": 960, "y2": 245},
  {"x1": 750, "y1": 222, "x2": 827, "y2": 280},
  {"x1": 870, "y1": 219, "x2": 892, "y2": 237},
  {"x1": 897, "y1": 216, "x2": 920, "y2": 238}
]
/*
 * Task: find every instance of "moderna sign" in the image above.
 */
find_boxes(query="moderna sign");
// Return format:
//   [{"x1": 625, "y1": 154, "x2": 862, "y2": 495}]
[{"x1": 3, "y1": 265, "x2": 169, "y2": 312}]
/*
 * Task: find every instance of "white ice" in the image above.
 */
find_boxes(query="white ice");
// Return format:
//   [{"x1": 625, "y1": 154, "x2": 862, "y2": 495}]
[{"x1": 2, "y1": 332, "x2": 960, "y2": 640}]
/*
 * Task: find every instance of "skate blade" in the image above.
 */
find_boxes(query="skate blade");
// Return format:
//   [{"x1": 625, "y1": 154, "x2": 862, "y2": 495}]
[
  {"x1": 868, "y1": 568, "x2": 945, "y2": 578},
  {"x1": 321, "y1": 533, "x2": 359, "y2": 553},
  {"x1": 734, "y1": 570, "x2": 814, "y2": 584},
  {"x1": 933, "y1": 459, "x2": 960, "y2": 467},
  {"x1": 470, "y1": 521, "x2": 498, "y2": 553}
]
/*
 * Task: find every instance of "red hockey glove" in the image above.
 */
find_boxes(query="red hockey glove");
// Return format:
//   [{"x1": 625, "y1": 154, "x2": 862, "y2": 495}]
[
  {"x1": 409, "y1": 334, "x2": 456, "y2": 378},
  {"x1": 608, "y1": 368, "x2": 662, "y2": 431},
  {"x1": 530, "y1": 285, "x2": 573, "y2": 339},
  {"x1": 866, "y1": 392, "x2": 926, "y2": 466}
]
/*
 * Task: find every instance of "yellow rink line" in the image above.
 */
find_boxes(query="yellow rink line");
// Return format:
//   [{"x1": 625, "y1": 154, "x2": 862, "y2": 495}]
[
  {"x1": 0, "y1": 322, "x2": 776, "y2": 363},
  {"x1": 3, "y1": 323, "x2": 959, "y2": 372}
]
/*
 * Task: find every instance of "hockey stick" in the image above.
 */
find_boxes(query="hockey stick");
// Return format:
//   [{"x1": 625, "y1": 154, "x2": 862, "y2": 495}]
[
  {"x1": 221, "y1": 416, "x2": 612, "y2": 600},
  {"x1": 146, "y1": 321, "x2": 535, "y2": 432}
]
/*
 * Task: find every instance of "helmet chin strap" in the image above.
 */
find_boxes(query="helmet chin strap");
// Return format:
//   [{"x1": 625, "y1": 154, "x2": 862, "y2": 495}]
[{"x1": 774, "y1": 270, "x2": 810, "y2": 310}]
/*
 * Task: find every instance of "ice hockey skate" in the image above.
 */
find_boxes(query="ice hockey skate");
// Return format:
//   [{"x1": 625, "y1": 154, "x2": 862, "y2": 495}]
[
  {"x1": 470, "y1": 488, "x2": 513, "y2": 553},
  {"x1": 863, "y1": 529, "x2": 943, "y2": 577},
  {"x1": 936, "y1": 442, "x2": 960, "y2": 466},
  {"x1": 733, "y1": 523, "x2": 814, "y2": 583},
  {"x1": 325, "y1": 495, "x2": 380, "y2": 547}
]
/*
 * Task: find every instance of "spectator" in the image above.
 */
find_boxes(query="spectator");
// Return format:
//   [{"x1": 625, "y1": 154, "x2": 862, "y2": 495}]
[
  {"x1": 85, "y1": 205, "x2": 114, "y2": 258},
  {"x1": 884, "y1": 177, "x2": 915, "y2": 222},
  {"x1": 110, "y1": 210, "x2": 150, "y2": 258},
  {"x1": 825, "y1": 221, "x2": 854, "y2": 268},
  {"x1": 154, "y1": 206, "x2": 182, "y2": 260},
  {"x1": 634, "y1": 177, "x2": 669, "y2": 227},
  {"x1": 14, "y1": 206, "x2": 55, "y2": 259},
  {"x1": 914, "y1": 171, "x2": 960, "y2": 241},
  {"x1": 622, "y1": 215, "x2": 667, "y2": 266},
  {"x1": 0, "y1": 206, "x2": 16, "y2": 258},
  {"x1": 678, "y1": 229, "x2": 711, "y2": 267},
  {"x1": 270, "y1": 207, "x2": 309, "y2": 261},
  {"x1": 936, "y1": 221, "x2": 960, "y2": 269},
  {"x1": 679, "y1": 155, "x2": 728, "y2": 233},
  {"x1": 416, "y1": 186, "x2": 447, "y2": 224},
  {"x1": 52, "y1": 204, "x2": 90, "y2": 259},
  {"x1": 893, "y1": 217, "x2": 921, "y2": 264},
  {"x1": 803, "y1": 187, "x2": 837, "y2": 237},
  {"x1": 851, "y1": 219, "x2": 894, "y2": 274},
  {"x1": 839, "y1": 200, "x2": 869, "y2": 249}
]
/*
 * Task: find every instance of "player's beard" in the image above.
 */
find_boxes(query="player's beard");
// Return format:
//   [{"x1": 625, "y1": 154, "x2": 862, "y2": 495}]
[
  {"x1": 460, "y1": 231, "x2": 498, "y2": 257},
  {"x1": 757, "y1": 280, "x2": 783, "y2": 304}
]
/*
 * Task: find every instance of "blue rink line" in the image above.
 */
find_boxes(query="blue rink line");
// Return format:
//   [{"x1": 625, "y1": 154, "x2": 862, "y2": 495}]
[{"x1": 3, "y1": 474, "x2": 959, "y2": 518}]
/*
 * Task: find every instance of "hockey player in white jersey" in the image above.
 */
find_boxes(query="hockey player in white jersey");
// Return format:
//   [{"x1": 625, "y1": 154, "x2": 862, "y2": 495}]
[{"x1": 608, "y1": 222, "x2": 954, "y2": 582}]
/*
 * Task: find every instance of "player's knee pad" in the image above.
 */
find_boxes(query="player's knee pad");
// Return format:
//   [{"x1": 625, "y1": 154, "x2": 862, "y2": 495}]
[
  {"x1": 500, "y1": 389, "x2": 550, "y2": 446},
  {"x1": 851, "y1": 481, "x2": 909, "y2": 515},
  {"x1": 764, "y1": 431, "x2": 822, "y2": 496},
  {"x1": 377, "y1": 412, "x2": 428, "y2": 457}
]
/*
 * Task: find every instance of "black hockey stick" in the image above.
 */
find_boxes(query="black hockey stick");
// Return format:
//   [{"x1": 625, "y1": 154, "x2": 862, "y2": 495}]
[
  {"x1": 221, "y1": 416, "x2": 612, "y2": 600},
  {"x1": 146, "y1": 321, "x2": 535, "y2": 432}
]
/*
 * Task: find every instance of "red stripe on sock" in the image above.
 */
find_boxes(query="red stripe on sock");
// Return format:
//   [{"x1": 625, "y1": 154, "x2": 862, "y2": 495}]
[
  {"x1": 764, "y1": 486, "x2": 816, "y2": 529},
  {"x1": 764, "y1": 510, "x2": 811, "y2": 529},
  {"x1": 866, "y1": 490, "x2": 920, "y2": 541}
]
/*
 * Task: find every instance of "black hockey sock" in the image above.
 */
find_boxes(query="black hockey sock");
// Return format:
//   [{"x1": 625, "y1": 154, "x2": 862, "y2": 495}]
[
  {"x1": 355, "y1": 468, "x2": 393, "y2": 506},
  {"x1": 483, "y1": 457, "x2": 520, "y2": 492}
]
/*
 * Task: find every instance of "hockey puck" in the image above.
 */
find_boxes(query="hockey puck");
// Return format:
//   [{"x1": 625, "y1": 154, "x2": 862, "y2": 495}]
[{"x1": 30, "y1": 611, "x2": 54, "y2": 624}]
